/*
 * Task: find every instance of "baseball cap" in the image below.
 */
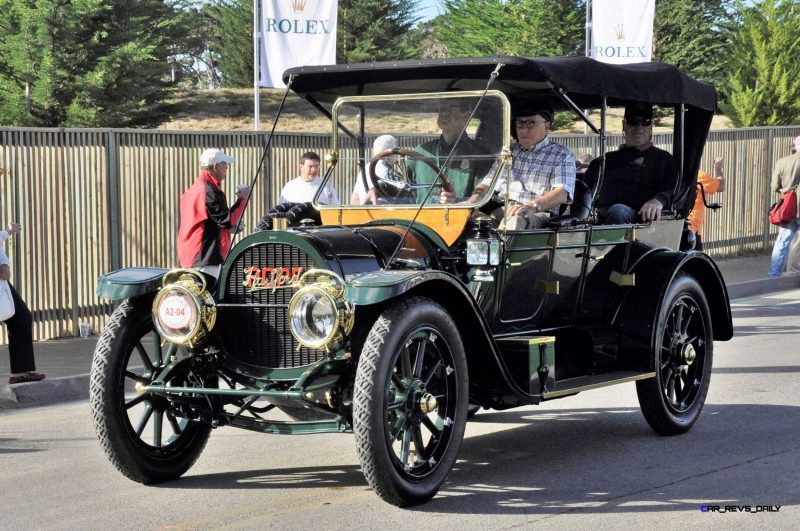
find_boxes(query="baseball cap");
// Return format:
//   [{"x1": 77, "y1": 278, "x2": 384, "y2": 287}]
[
  {"x1": 624, "y1": 102, "x2": 653, "y2": 121},
  {"x1": 200, "y1": 148, "x2": 235, "y2": 167},
  {"x1": 794, "y1": 135, "x2": 800, "y2": 149},
  {"x1": 372, "y1": 135, "x2": 398, "y2": 155}
]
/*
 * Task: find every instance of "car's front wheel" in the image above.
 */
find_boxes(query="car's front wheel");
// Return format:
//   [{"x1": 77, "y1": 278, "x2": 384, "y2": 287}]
[
  {"x1": 636, "y1": 274, "x2": 713, "y2": 435},
  {"x1": 89, "y1": 297, "x2": 212, "y2": 483},
  {"x1": 354, "y1": 297, "x2": 468, "y2": 506}
]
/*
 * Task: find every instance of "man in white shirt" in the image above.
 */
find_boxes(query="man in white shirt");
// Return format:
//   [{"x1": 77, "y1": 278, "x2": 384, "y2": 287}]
[
  {"x1": 256, "y1": 152, "x2": 339, "y2": 231},
  {"x1": 278, "y1": 151, "x2": 339, "y2": 206}
]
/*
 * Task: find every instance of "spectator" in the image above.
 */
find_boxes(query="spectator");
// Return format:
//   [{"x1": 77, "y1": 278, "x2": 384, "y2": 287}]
[
  {"x1": 585, "y1": 102, "x2": 678, "y2": 224},
  {"x1": 177, "y1": 148, "x2": 248, "y2": 268},
  {"x1": 1, "y1": 222, "x2": 44, "y2": 385},
  {"x1": 278, "y1": 151, "x2": 339, "y2": 206},
  {"x1": 256, "y1": 152, "x2": 337, "y2": 231},
  {"x1": 351, "y1": 135, "x2": 398, "y2": 205},
  {"x1": 768, "y1": 136, "x2": 800, "y2": 277},
  {"x1": 464, "y1": 106, "x2": 575, "y2": 230},
  {"x1": 411, "y1": 99, "x2": 493, "y2": 201},
  {"x1": 688, "y1": 157, "x2": 725, "y2": 251}
]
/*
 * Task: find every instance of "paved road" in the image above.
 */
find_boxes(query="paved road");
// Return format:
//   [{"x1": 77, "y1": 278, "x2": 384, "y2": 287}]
[{"x1": 1, "y1": 290, "x2": 798, "y2": 529}]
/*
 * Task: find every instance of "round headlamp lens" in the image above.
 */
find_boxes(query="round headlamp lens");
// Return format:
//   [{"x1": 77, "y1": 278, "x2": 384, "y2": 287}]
[
  {"x1": 155, "y1": 288, "x2": 198, "y2": 340},
  {"x1": 290, "y1": 289, "x2": 337, "y2": 348}
]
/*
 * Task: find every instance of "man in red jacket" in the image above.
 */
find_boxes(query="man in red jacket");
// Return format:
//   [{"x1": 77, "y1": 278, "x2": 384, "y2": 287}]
[{"x1": 177, "y1": 148, "x2": 248, "y2": 268}]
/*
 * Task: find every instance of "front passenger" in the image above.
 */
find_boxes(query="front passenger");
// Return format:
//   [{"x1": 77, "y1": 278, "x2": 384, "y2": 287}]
[{"x1": 458, "y1": 106, "x2": 575, "y2": 229}]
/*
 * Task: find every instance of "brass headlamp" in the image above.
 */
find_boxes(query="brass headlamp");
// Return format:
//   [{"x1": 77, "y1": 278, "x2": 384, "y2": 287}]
[{"x1": 152, "y1": 269, "x2": 217, "y2": 347}]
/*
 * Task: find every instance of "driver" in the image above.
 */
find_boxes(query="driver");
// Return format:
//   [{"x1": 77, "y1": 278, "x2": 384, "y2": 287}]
[
  {"x1": 408, "y1": 98, "x2": 494, "y2": 202},
  {"x1": 461, "y1": 106, "x2": 575, "y2": 230}
]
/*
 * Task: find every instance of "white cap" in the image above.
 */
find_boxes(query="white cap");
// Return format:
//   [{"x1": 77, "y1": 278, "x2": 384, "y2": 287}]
[
  {"x1": 200, "y1": 148, "x2": 235, "y2": 167},
  {"x1": 372, "y1": 135, "x2": 398, "y2": 156}
]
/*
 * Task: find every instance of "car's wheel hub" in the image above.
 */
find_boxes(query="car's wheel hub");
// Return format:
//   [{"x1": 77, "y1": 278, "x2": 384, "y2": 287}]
[{"x1": 681, "y1": 343, "x2": 697, "y2": 365}]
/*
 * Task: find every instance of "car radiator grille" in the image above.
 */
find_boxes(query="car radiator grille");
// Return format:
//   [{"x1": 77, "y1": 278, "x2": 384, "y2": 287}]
[{"x1": 219, "y1": 243, "x2": 324, "y2": 369}]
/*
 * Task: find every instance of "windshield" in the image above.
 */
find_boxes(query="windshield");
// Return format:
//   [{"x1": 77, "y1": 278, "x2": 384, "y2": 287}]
[{"x1": 318, "y1": 91, "x2": 510, "y2": 209}]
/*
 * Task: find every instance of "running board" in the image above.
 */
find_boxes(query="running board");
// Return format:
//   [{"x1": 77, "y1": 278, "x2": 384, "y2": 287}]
[{"x1": 543, "y1": 371, "x2": 655, "y2": 399}]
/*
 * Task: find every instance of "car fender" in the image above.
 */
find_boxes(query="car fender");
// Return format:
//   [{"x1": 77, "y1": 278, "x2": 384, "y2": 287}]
[
  {"x1": 96, "y1": 267, "x2": 169, "y2": 300},
  {"x1": 612, "y1": 249, "x2": 733, "y2": 364},
  {"x1": 347, "y1": 270, "x2": 534, "y2": 405}
]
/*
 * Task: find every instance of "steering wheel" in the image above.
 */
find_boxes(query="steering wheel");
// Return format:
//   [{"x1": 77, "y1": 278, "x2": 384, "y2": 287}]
[{"x1": 368, "y1": 148, "x2": 453, "y2": 202}]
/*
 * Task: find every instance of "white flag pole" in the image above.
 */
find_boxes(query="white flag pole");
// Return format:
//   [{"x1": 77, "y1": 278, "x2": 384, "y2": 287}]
[
  {"x1": 584, "y1": 0, "x2": 591, "y2": 135},
  {"x1": 585, "y1": 0, "x2": 591, "y2": 58},
  {"x1": 253, "y1": 0, "x2": 260, "y2": 130}
]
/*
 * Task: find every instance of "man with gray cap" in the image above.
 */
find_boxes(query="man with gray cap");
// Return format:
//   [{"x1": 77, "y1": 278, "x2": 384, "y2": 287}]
[
  {"x1": 585, "y1": 102, "x2": 678, "y2": 224},
  {"x1": 177, "y1": 148, "x2": 249, "y2": 268},
  {"x1": 351, "y1": 135, "x2": 398, "y2": 205}
]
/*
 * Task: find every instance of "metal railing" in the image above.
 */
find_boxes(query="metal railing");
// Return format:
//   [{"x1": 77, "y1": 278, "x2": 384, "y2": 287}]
[{"x1": 1, "y1": 125, "x2": 798, "y2": 342}]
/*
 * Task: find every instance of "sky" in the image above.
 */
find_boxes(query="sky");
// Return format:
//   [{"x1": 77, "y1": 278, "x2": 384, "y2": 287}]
[{"x1": 417, "y1": 0, "x2": 442, "y2": 22}]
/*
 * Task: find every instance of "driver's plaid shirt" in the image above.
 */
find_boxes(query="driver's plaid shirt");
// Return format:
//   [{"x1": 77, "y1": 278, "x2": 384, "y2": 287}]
[{"x1": 481, "y1": 138, "x2": 575, "y2": 213}]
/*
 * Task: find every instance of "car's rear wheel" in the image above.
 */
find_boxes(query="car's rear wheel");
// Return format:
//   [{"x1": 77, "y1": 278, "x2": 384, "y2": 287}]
[
  {"x1": 636, "y1": 274, "x2": 713, "y2": 435},
  {"x1": 354, "y1": 297, "x2": 468, "y2": 506},
  {"x1": 90, "y1": 298, "x2": 212, "y2": 483}
]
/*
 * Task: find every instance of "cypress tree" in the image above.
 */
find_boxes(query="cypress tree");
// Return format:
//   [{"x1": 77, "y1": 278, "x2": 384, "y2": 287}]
[
  {"x1": 0, "y1": 0, "x2": 187, "y2": 127},
  {"x1": 722, "y1": 0, "x2": 800, "y2": 126}
]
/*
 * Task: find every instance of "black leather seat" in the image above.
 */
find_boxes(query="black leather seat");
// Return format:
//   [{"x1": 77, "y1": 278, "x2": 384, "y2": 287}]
[{"x1": 554, "y1": 178, "x2": 592, "y2": 223}]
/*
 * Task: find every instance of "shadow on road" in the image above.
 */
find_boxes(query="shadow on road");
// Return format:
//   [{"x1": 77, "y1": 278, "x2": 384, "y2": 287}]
[
  {"x1": 153, "y1": 403, "x2": 799, "y2": 515},
  {"x1": 731, "y1": 298, "x2": 800, "y2": 338},
  {"x1": 0, "y1": 437, "x2": 44, "y2": 454}
]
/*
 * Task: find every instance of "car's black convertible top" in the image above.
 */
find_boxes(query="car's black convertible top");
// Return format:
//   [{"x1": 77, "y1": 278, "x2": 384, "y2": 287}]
[
  {"x1": 284, "y1": 55, "x2": 717, "y2": 217},
  {"x1": 284, "y1": 55, "x2": 716, "y2": 112}
]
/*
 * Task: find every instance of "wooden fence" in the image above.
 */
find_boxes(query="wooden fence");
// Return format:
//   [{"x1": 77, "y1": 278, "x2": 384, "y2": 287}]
[{"x1": 1, "y1": 125, "x2": 798, "y2": 343}]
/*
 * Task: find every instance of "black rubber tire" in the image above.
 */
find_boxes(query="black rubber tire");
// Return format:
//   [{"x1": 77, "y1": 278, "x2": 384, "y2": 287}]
[
  {"x1": 636, "y1": 274, "x2": 713, "y2": 435},
  {"x1": 353, "y1": 297, "x2": 468, "y2": 507},
  {"x1": 89, "y1": 298, "x2": 212, "y2": 483}
]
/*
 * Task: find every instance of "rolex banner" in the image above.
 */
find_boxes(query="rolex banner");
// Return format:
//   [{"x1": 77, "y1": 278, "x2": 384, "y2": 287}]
[
  {"x1": 259, "y1": 0, "x2": 338, "y2": 88},
  {"x1": 590, "y1": 0, "x2": 654, "y2": 64}
]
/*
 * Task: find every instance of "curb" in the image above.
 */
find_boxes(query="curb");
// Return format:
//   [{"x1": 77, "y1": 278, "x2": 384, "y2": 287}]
[
  {"x1": 726, "y1": 275, "x2": 800, "y2": 300},
  {"x1": 0, "y1": 374, "x2": 89, "y2": 410}
]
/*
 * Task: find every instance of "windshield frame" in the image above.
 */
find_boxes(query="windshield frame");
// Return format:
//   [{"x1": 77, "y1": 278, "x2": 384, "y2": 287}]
[{"x1": 313, "y1": 90, "x2": 512, "y2": 211}]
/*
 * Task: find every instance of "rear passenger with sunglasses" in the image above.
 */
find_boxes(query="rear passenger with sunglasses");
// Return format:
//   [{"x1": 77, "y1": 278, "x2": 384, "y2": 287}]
[{"x1": 585, "y1": 102, "x2": 678, "y2": 224}]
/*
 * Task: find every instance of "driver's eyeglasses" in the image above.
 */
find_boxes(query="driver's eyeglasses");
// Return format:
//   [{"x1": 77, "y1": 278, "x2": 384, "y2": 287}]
[
  {"x1": 626, "y1": 118, "x2": 652, "y2": 127},
  {"x1": 515, "y1": 119, "x2": 547, "y2": 129}
]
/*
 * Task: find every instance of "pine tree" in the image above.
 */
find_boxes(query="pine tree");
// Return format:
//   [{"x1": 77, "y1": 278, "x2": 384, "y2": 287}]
[
  {"x1": 0, "y1": 0, "x2": 188, "y2": 127},
  {"x1": 722, "y1": 0, "x2": 800, "y2": 126},
  {"x1": 653, "y1": 0, "x2": 735, "y2": 91},
  {"x1": 208, "y1": 0, "x2": 252, "y2": 88},
  {"x1": 337, "y1": 0, "x2": 421, "y2": 63},
  {"x1": 435, "y1": 0, "x2": 584, "y2": 58}
]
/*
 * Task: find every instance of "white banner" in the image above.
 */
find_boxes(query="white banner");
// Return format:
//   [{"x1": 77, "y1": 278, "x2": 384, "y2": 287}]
[
  {"x1": 590, "y1": 0, "x2": 654, "y2": 64},
  {"x1": 259, "y1": 0, "x2": 338, "y2": 88}
]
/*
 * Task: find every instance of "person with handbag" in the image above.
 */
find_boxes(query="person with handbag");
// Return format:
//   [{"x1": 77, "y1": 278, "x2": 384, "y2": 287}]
[
  {"x1": 768, "y1": 136, "x2": 800, "y2": 277},
  {"x1": 1, "y1": 222, "x2": 44, "y2": 384}
]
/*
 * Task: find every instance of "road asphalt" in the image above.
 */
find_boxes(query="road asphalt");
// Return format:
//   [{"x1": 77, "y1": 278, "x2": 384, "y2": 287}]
[{"x1": 0, "y1": 253, "x2": 797, "y2": 411}]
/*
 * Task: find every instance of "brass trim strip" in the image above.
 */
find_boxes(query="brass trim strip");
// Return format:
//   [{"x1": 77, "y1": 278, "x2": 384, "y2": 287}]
[{"x1": 543, "y1": 372, "x2": 656, "y2": 399}]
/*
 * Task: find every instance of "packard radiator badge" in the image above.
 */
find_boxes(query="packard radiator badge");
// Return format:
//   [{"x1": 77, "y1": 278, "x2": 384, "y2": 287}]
[{"x1": 243, "y1": 266, "x2": 305, "y2": 292}]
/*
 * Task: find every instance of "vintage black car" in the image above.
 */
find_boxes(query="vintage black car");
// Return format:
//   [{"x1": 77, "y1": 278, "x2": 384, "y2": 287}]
[{"x1": 90, "y1": 56, "x2": 733, "y2": 507}]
